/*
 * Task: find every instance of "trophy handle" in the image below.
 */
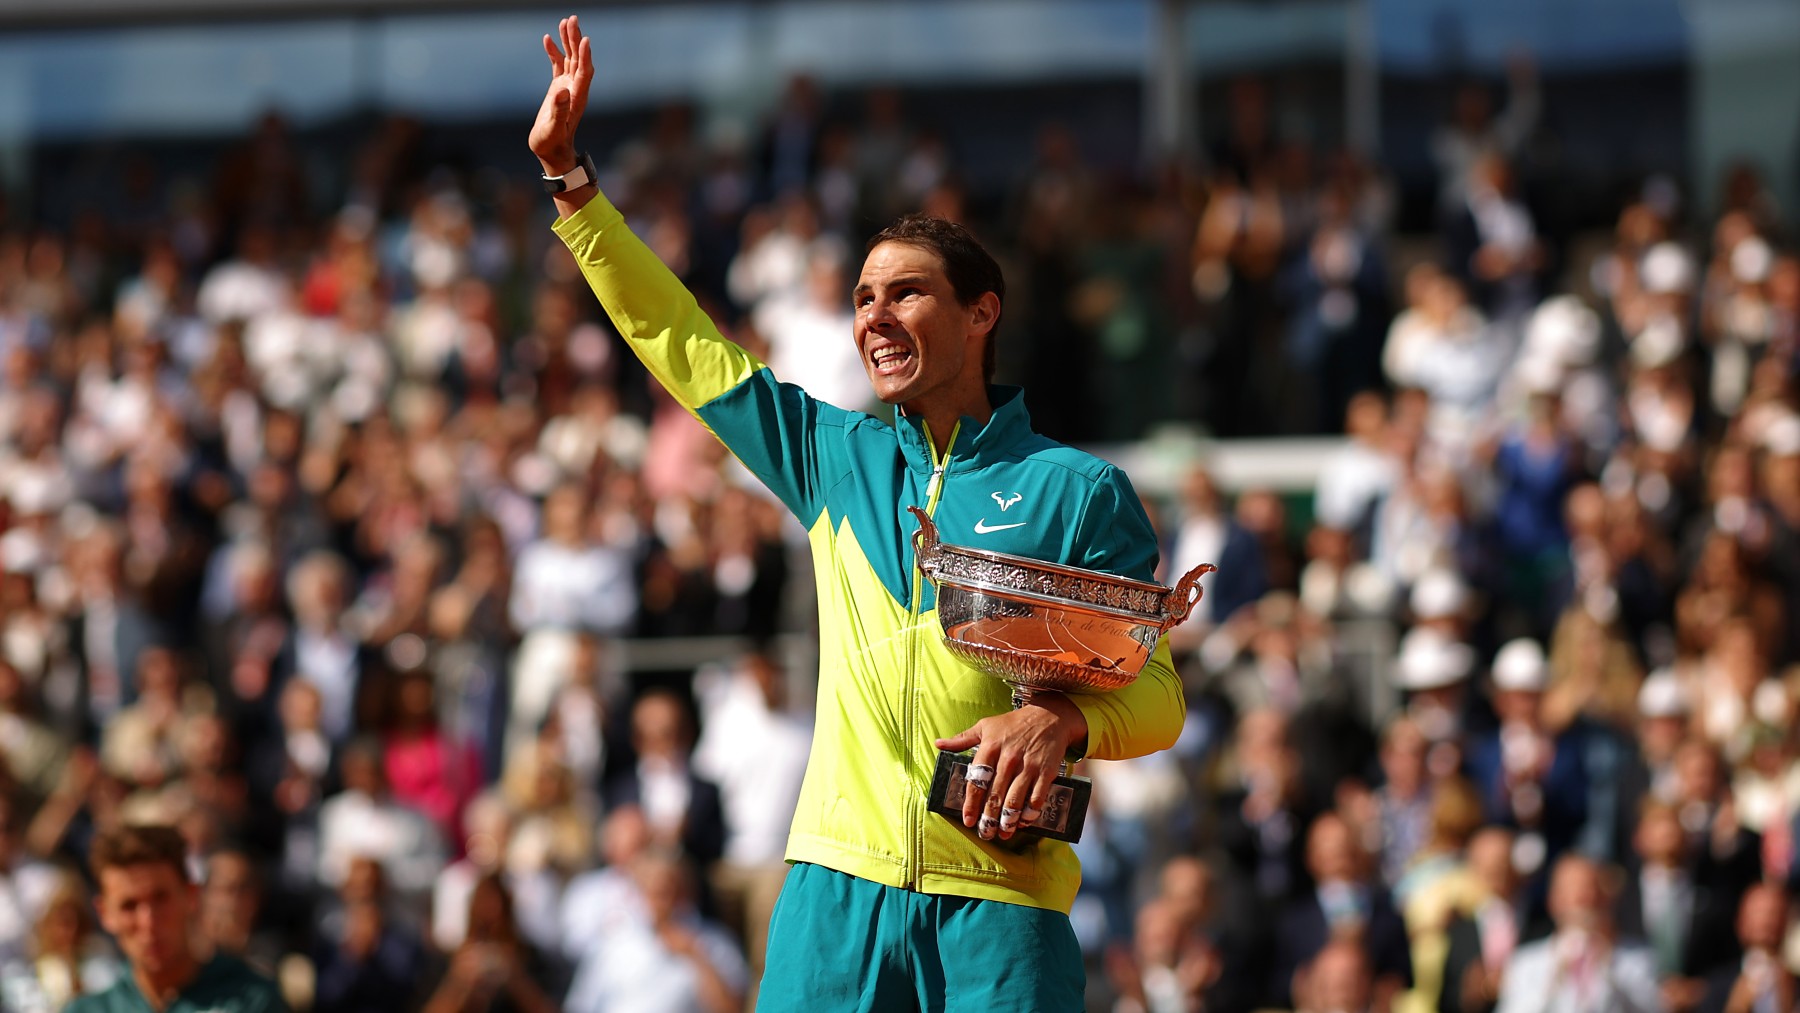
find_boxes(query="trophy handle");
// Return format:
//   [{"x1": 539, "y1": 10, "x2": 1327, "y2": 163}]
[
  {"x1": 1160, "y1": 562, "x2": 1218, "y2": 629},
  {"x1": 909, "y1": 506, "x2": 941, "y2": 572}
]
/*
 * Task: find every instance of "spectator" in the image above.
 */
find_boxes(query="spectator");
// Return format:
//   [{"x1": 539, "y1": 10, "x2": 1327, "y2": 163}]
[
  {"x1": 1494, "y1": 855, "x2": 1662, "y2": 1013},
  {"x1": 508, "y1": 483, "x2": 636, "y2": 639},
  {"x1": 0, "y1": 873, "x2": 122, "y2": 1013},
  {"x1": 602, "y1": 690, "x2": 725, "y2": 869},
  {"x1": 1439, "y1": 826, "x2": 1546, "y2": 1013},
  {"x1": 1615, "y1": 802, "x2": 1731, "y2": 1010},
  {"x1": 315, "y1": 738, "x2": 447, "y2": 907},
  {"x1": 558, "y1": 806, "x2": 652, "y2": 967},
  {"x1": 311, "y1": 857, "x2": 431, "y2": 1013},
  {"x1": 196, "y1": 849, "x2": 284, "y2": 977},
  {"x1": 1464, "y1": 638, "x2": 1592, "y2": 870},
  {"x1": 278, "y1": 551, "x2": 366, "y2": 745},
  {"x1": 422, "y1": 873, "x2": 559, "y2": 1013},
  {"x1": 1295, "y1": 939, "x2": 1378, "y2": 1013},
  {"x1": 1270, "y1": 812, "x2": 1412, "y2": 1011},
  {"x1": 562, "y1": 851, "x2": 745, "y2": 1013},
  {"x1": 1696, "y1": 884, "x2": 1791, "y2": 1013},
  {"x1": 691, "y1": 649, "x2": 809, "y2": 998}
]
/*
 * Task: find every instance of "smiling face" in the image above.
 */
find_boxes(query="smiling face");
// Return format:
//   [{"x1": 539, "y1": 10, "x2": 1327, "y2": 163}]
[{"x1": 853, "y1": 241, "x2": 996, "y2": 422}]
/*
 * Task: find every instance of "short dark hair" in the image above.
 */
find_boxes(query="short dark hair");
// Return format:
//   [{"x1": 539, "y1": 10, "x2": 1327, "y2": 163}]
[
  {"x1": 866, "y1": 215, "x2": 1005, "y2": 383},
  {"x1": 90, "y1": 824, "x2": 190, "y2": 883}
]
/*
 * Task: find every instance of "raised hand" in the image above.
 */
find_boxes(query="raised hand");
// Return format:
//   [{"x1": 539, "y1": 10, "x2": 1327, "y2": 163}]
[{"x1": 529, "y1": 15, "x2": 594, "y2": 175}]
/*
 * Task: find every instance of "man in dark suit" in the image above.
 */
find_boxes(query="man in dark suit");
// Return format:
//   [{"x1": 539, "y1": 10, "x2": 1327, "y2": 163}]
[
  {"x1": 1615, "y1": 801, "x2": 1737, "y2": 1011},
  {"x1": 1270, "y1": 812, "x2": 1412, "y2": 1011},
  {"x1": 1698, "y1": 884, "x2": 1794, "y2": 1013},
  {"x1": 60, "y1": 522, "x2": 165, "y2": 742},
  {"x1": 1441, "y1": 826, "x2": 1552, "y2": 1013},
  {"x1": 1671, "y1": 742, "x2": 1761, "y2": 903},
  {"x1": 1462, "y1": 639, "x2": 1591, "y2": 867},
  {"x1": 603, "y1": 689, "x2": 725, "y2": 868}
]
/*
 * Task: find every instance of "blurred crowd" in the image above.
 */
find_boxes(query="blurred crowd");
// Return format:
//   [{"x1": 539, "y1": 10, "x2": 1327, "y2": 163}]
[{"x1": 0, "y1": 57, "x2": 1796, "y2": 1013}]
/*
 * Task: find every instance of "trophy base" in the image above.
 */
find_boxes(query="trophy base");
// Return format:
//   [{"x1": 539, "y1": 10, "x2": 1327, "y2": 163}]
[{"x1": 927, "y1": 750, "x2": 1091, "y2": 843}]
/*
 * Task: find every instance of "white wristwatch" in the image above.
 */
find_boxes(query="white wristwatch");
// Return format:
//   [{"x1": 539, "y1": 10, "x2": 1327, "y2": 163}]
[{"x1": 542, "y1": 152, "x2": 597, "y2": 194}]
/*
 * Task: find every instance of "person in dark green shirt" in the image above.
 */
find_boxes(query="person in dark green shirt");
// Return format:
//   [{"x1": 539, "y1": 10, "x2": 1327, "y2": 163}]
[{"x1": 68, "y1": 824, "x2": 286, "y2": 1013}]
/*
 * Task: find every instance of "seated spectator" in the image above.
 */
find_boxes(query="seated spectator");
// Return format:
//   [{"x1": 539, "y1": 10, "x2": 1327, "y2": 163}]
[
  {"x1": 691, "y1": 648, "x2": 809, "y2": 997},
  {"x1": 99, "y1": 645, "x2": 195, "y2": 789},
  {"x1": 1615, "y1": 802, "x2": 1735, "y2": 1010},
  {"x1": 1464, "y1": 639, "x2": 1591, "y2": 871},
  {"x1": 0, "y1": 794, "x2": 62, "y2": 963},
  {"x1": 422, "y1": 873, "x2": 559, "y2": 1013},
  {"x1": 312, "y1": 857, "x2": 432, "y2": 1013},
  {"x1": 1439, "y1": 826, "x2": 1549, "y2": 1013},
  {"x1": 1295, "y1": 939, "x2": 1378, "y2": 1013},
  {"x1": 1697, "y1": 884, "x2": 1791, "y2": 1013},
  {"x1": 316, "y1": 738, "x2": 447, "y2": 910},
  {"x1": 563, "y1": 851, "x2": 745, "y2": 1013},
  {"x1": 1107, "y1": 898, "x2": 1220, "y2": 1013},
  {"x1": 1669, "y1": 742, "x2": 1760, "y2": 904},
  {"x1": 602, "y1": 690, "x2": 724, "y2": 869},
  {"x1": 276, "y1": 550, "x2": 368, "y2": 745},
  {"x1": 431, "y1": 791, "x2": 562, "y2": 960},
  {"x1": 1494, "y1": 855, "x2": 1661, "y2": 1013},
  {"x1": 0, "y1": 873, "x2": 122, "y2": 1013},
  {"x1": 559, "y1": 806, "x2": 653, "y2": 966},
  {"x1": 196, "y1": 849, "x2": 286, "y2": 978},
  {"x1": 1271, "y1": 812, "x2": 1412, "y2": 1011},
  {"x1": 382, "y1": 668, "x2": 480, "y2": 847}
]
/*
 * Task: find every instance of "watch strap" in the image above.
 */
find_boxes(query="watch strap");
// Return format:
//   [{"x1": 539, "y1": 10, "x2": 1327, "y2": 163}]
[{"x1": 542, "y1": 151, "x2": 597, "y2": 194}]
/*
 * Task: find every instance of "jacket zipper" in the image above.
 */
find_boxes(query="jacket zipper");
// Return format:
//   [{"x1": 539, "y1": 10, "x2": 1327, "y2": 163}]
[{"x1": 903, "y1": 420, "x2": 957, "y2": 890}]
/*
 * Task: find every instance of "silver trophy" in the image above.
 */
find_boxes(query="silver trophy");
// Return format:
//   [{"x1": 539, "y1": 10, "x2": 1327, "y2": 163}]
[{"x1": 910, "y1": 506, "x2": 1215, "y2": 842}]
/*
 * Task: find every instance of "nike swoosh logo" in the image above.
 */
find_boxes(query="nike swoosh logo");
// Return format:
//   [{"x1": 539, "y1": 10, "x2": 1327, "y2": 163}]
[{"x1": 972, "y1": 519, "x2": 1028, "y2": 534}]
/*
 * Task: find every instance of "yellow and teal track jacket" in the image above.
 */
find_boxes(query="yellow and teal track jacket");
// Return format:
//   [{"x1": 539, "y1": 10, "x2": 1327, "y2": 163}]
[{"x1": 554, "y1": 194, "x2": 1184, "y2": 913}]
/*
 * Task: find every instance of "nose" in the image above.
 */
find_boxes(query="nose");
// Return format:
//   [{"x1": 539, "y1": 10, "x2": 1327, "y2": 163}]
[{"x1": 861, "y1": 295, "x2": 897, "y2": 333}]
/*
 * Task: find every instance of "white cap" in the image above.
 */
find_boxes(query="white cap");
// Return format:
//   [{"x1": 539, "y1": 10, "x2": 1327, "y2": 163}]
[
  {"x1": 1411, "y1": 568, "x2": 1469, "y2": 620},
  {"x1": 1512, "y1": 352, "x2": 1565, "y2": 395},
  {"x1": 1637, "y1": 669, "x2": 1688, "y2": 718},
  {"x1": 1525, "y1": 295, "x2": 1601, "y2": 367},
  {"x1": 1491, "y1": 638, "x2": 1548, "y2": 692},
  {"x1": 1764, "y1": 414, "x2": 1800, "y2": 458},
  {"x1": 1640, "y1": 242, "x2": 1695, "y2": 295},
  {"x1": 1630, "y1": 315, "x2": 1686, "y2": 371},
  {"x1": 1394, "y1": 628, "x2": 1475, "y2": 691},
  {"x1": 1732, "y1": 236, "x2": 1774, "y2": 285}
]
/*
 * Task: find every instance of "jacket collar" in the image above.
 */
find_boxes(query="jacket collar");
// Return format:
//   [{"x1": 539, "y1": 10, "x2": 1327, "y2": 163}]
[{"x1": 897, "y1": 385, "x2": 1032, "y2": 475}]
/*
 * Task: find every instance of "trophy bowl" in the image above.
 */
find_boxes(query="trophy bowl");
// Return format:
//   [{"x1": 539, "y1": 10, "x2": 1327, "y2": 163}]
[
  {"x1": 909, "y1": 506, "x2": 1216, "y2": 701},
  {"x1": 909, "y1": 506, "x2": 1215, "y2": 843}
]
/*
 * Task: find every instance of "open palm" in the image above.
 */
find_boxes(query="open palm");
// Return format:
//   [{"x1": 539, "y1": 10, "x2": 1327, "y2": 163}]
[{"x1": 529, "y1": 15, "x2": 594, "y2": 172}]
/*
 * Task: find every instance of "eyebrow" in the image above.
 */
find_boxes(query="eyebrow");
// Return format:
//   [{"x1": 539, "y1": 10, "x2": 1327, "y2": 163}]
[{"x1": 853, "y1": 274, "x2": 933, "y2": 297}]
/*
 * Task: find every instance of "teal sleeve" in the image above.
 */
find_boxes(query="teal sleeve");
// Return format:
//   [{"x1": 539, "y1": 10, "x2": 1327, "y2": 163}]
[{"x1": 696, "y1": 369, "x2": 852, "y2": 525}]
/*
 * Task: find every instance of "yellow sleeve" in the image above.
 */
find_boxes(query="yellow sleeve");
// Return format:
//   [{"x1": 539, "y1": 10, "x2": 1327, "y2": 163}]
[
  {"x1": 1070, "y1": 638, "x2": 1185, "y2": 761},
  {"x1": 551, "y1": 193, "x2": 764, "y2": 412}
]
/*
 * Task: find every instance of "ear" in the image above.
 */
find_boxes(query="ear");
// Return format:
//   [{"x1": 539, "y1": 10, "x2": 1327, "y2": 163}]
[{"x1": 967, "y1": 291, "x2": 1000, "y2": 340}]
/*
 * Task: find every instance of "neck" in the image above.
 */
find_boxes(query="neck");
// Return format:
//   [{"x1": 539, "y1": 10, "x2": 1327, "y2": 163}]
[
  {"x1": 914, "y1": 395, "x2": 992, "y2": 458},
  {"x1": 135, "y1": 950, "x2": 202, "y2": 1011}
]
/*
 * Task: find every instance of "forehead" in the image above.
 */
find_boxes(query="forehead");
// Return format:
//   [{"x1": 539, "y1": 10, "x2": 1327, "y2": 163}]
[
  {"x1": 856, "y1": 242, "x2": 948, "y2": 288},
  {"x1": 99, "y1": 862, "x2": 186, "y2": 899}
]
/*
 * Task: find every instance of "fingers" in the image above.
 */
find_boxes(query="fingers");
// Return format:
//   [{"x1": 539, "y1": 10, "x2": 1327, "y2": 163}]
[
  {"x1": 543, "y1": 33, "x2": 562, "y2": 73},
  {"x1": 934, "y1": 729, "x2": 980, "y2": 753},
  {"x1": 960, "y1": 753, "x2": 996, "y2": 831},
  {"x1": 562, "y1": 15, "x2": 583, "y2": 71}
]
